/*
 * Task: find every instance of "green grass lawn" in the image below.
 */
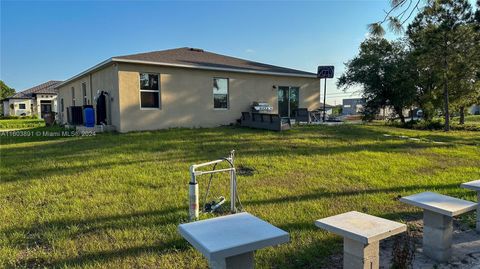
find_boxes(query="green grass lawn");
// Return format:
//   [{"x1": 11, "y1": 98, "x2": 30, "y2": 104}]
[
  {"x1": 1, "y1": 124, "x2": 479, "y2": 268},
  {"x1": 0, "y1": 118, "x2": 45, "y2": 130},
  {"x1": 453, "y1": 115, "x2": 480, "y2": 125}
]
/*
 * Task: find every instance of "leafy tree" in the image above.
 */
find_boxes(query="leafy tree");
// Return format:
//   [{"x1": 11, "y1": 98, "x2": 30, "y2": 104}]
[
  {"x1": 337, "y1": 37, "x2": 416, "y2": 123},
  {"x1": 331, "y1": 105, "x2": 343, "y2": 116},
  {"x1": 476, "y1": 0, "x2": 480, "y2": 24},
  {"x1": 407, "y1": 0, "x2": 475, "y2": 130},
  {"x1": 1, "y1": 80, "x2": 16, "y2": 100},
  {"x1": 448, "y1": 23, "x2": 480, "y2": 124}
]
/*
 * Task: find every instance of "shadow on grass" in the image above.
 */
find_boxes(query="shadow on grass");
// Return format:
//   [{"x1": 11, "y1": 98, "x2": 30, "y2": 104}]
[
  {"x1": 4, "y1": 206, "x2": 188, "y2": 268},
  {"x1": 49, "y1": 239, "x2": 188, "y2": 268},
  {"x1": 245, "y1": 183, "x2": 460, "y2": 207},
  {"x1": 1, "y1": 125, "x2": 453, "y2": 184},
  {"x1": 267, "y1": 237, "x2": 342, "y2": 269},
  {"x1": 4, "y1": 183, "x2": 459, "y2": 268},
  {"x1": 16, "y1": 239, "x2": 189, "y2": 268},
  {"x1": 2, "y1": 206, "x2": 185, "y2": 238},
  {"x1": 2, "y1": 124, "x2": 471, "y2": 267}
]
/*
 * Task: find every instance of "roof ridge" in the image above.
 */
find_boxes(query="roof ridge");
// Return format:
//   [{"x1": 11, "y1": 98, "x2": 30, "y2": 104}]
[
  {"x1": 199, "y1": 48, "x2": 311, "y2": 73},
  {"x1": 113, "y1": 47, "x2": 190, "y2": 59},
  {"x1": 57, "y1": 48, "x2": 316, "y2": 89},
  {"x1": 8, "y1": 80, "x2": 62, "y2": 99},
  {"x1": 114, "y1": 47, "x2": 316, "y2": 76}
]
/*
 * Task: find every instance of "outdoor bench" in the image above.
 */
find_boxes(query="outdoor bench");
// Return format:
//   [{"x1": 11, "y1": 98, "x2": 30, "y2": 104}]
[
  {"x1": 460, "y1": 179, "x2": 480, "y2": 232},
  {"x1": 315, "y1": 211, "x2": 406, "y2": 269},
  {"x1": 178, "y1": 212, "x2": 289, "y2": 269},
  {"x1": 400, "y1": 191, "x2": 477, "y2": 262}
]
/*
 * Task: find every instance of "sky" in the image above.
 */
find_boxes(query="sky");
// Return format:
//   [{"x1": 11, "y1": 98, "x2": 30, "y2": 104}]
[{"x1": 1, "y1": 0, "x2": 471, "y2": 105}]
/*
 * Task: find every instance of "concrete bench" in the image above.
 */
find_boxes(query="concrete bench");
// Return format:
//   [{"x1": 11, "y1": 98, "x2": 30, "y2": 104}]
[
  {"x1": 460, "y1": 180, "x2": 480, "y2": 232},
  {"x1": 400, "y1": 191, "x2": 477, "y2": 262},
  {"x1": 315, "y1": 211, "x2": 406, "y2": 269},
  {"x1": 178, "y1": 212, "x2": 289, "y2": 269}
]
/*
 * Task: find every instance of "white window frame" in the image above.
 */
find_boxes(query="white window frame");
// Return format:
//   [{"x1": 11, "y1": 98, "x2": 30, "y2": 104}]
[
  {"x1": 139, "y1": 72, "x2": 161, "y2": 110},
  {"x1": 213, "y1": 77, "x2": 229, "y2": 110},
  {"x1": 18, "y1": 103, "x2": 26, "y2": 110}
]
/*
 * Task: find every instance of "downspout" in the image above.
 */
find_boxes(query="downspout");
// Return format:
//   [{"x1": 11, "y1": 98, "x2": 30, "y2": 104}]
[
  {"x1": 89, "y1": 73, "x2": 96, "y2": 125},
  {"x1": 109, "y1": 63, "x2": 117, "y2": 126},
  {"x1": 89, "y1": 73, "x2": 93, "y2": 105}
]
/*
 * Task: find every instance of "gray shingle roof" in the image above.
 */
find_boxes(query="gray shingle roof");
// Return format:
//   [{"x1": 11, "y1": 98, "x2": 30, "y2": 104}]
[
  {"x1": 9, "y1": 80, "x2": 62, "y2": 99},
  {"x1": 114, "y1": 47, "x2": 316, "y2": 76}
]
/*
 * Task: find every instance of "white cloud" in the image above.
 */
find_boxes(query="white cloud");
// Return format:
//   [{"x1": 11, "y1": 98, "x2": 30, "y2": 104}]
[{"x1": 245, "y1": 49, "x2": 255, "y2": 53}]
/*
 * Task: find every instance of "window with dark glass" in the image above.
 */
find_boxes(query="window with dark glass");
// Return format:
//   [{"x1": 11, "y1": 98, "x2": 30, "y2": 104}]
[
  {"x1": 139, "y1": 73, "x2": 160, "y2": 108},
  {"x1": 213, "y1": 78, "x2": 228, "y2": 109},
  {"x1": 19, "y1": 103, "x2": 26, "y2": 109},
  {"x1": 61, "y1": 98, "x2": 64, "y2": 112}
]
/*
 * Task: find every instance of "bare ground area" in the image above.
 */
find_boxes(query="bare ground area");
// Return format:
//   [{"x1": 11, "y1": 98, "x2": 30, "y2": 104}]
[{"x1": 323, "y1": 217, "x2": 480, "y2": 269}]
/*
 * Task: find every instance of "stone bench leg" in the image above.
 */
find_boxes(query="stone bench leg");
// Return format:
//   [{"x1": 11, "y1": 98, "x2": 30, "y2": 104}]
[
  {"x1": 209, "y1": 252, "x2": 254, "y2": 269},
  {"x1": 343, "y1": 238, "x2": 379, "y2": 269},
  {"x1": 423, "y1": 210, "x2": 452, "y2": 262}
]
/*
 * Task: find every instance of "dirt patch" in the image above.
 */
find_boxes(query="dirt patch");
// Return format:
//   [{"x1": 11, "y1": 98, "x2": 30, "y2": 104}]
[
  {"x1": 321, "y1": 218, "x2": 480, "y2": 268},
  {"x1": 237, "y1": 165, "x2": 255, "y2": 176},
  {"x1": 379, "y1": 219, "x2": 480, "y2": 269}
]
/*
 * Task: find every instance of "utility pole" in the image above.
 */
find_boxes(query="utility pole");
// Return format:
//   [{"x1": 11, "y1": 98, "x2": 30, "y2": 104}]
[
  {"x1": 443, "y1": 32, "x2": 450, "y2": 131},
  {"x1": 317, "y1": 66, "x2": 334, "y2": 122},
  {"x1": 323, "y1": 78, "x2": 327, "y2": 122}
]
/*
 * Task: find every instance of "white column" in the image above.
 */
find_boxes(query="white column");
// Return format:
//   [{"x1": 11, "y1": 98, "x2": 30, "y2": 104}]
[
  {"x1": 343, "y1": 238, "x2": 379, "y2": 269},
  {"x1": 422, "y1": 209, "x2": 452, "y2": 262},
  {"x1": 477, "y1": 192, "x2": 480, "y2": 233}
]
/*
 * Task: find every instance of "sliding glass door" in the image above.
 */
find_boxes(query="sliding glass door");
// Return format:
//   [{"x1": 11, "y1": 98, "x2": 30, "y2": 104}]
[{"x1": 278, "y1": 86, "x2": 299, "y2": 117}]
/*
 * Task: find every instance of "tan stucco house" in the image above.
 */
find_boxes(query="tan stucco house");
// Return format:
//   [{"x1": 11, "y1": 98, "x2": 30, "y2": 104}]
[
  {"x1": 56, "y1": 47, "x2": 320, "y2": 132},
  {"x1": 2, "y1": 81, "x2": 61, "y2": 118}
]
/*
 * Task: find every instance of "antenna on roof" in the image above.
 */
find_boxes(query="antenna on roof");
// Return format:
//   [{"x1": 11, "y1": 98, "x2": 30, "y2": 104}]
[{"x1": 189, "y1": 48, "x2": 204, "y2": 52}]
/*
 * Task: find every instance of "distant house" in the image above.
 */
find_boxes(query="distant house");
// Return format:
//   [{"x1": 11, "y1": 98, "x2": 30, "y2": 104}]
[
  {"x1": 318, "y1": 103, "x2": 335, "y2": 116},
  {"x1": 470, "y1": 104, "x2": 480, "y2": 115},
  {"x1": 342, "y1": 98, "x2": 365, "y2": 115},
  {"x1": 2, "y1": 81, "x2": 62, "y2": 118},
  {"x1": 56, "y1": 47, "x2": 321, "y2": 132}
]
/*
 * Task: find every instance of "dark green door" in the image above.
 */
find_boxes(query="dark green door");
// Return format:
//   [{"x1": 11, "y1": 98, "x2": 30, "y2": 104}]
[{"x1": 277, "y1": 86, "x2": 299, "y2": 117}]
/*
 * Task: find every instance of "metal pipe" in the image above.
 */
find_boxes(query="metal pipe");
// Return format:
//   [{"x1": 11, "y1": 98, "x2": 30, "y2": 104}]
[
  {"x1": 188, "y1": 151, "x2": 236, "y2": 221},
  {"x1": 194, "y1": 168, "x2": 235, "y2": 176},
  {"x1": 230, "y1": 150, "x2": 236, "y2": 213},
  {"x1": 189, "y1": 165, "x2": 199, "y2": 221},
  {"x1": 191, "y1": 158, "x2": 232, "y2": 170}
]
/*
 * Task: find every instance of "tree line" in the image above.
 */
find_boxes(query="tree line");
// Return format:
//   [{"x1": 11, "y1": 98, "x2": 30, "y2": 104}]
[{"x1": 338, "y1": 0, "x2": 480, "y2": 131}]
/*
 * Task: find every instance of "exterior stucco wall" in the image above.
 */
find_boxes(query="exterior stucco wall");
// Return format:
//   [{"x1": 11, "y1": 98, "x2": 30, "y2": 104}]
[
  {"x1": 117, "y1": 63, "x2": 320, "y2": 132},
  {"x1": 57, "y1": 64, "x2": 120, "y2": 128},
  {"x1": 5, "y1": 99, "x2": 33, "y2": 116},
  {"x1": 2, "y1": 100, "x2": 9, "y2": 116},
  {"x1": 35, "y1": 94, "x2": 57, "y2": 119},
  {"x1": 470, "y1": 104, "x2": 480, "y2": 115}
]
